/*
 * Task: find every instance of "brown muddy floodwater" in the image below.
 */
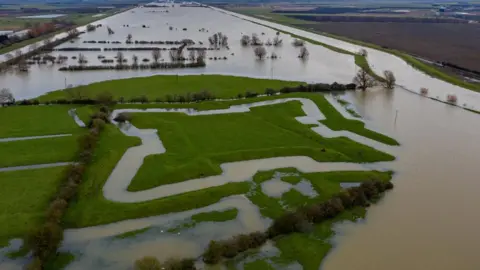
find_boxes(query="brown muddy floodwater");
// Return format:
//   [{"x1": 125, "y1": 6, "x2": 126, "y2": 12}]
[{"x1": 323, "y1": 86, "x2": 480, "y2": 270}]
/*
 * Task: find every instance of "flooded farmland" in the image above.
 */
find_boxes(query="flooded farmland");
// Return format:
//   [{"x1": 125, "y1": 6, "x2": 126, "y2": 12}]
[{"x1": 1, "y1": 3, "x2": 480, "y2": 270}]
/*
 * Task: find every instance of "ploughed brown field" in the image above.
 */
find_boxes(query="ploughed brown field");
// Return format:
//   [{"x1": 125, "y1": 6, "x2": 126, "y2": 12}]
[{"x1": 298, "y1": 22, "x2": 480, "y2": 72}]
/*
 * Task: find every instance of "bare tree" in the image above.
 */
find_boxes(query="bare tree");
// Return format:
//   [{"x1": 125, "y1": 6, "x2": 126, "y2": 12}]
[
  {"x1": 382, "y1": 70, "x2": 396, "y2": 89},
  {"x1": 353, "y1": 69, "x2": 376, "y2": 91},
  {"x1": 298, "y1": 47, "x2": 309, "y2": 59},
  {"x1": 188, "y1": 50, "x2": 196, "y2": 61},
  {"x1": 107, "y1": 26, "x2": 114, "y2": 35},
  {"x1": 196, "y1": 49, "x2": 206, "y2": 65},
  {"x1": 132, "y1": 54, "x2": 139, "y2": 67},
  {"x1": 240, "y1": 35, "x2": 250, "y2": 46},
  {"x1": 116, "y1": 52, "x2": 125, "y2": 65},
  {"x1": 78, "y1": 53, "x2": 87, "y2": 65},
  {"x1": 271, "y1": 52, "x2": 278, "y2": 59},
  {"x1": 251, "y1": 33, "x2": 262, "y2": 45},
  {"x1": 292, "y1": 39, "x2": 304, "y2": 47},
  {"x1": 152, "y1": 49, "x2": 161, "y2": 63},
  {"x1": 126, "y1": 33, "x2": 132, "y2": 43},
  {"x1": 254, "y1": 46, "x2": 267, "y2": 60},
  {"x1": 273, "y1": 36, "x2": 282, "y2": 46},
  {"x1": 358, "y1": 48, "x2": 368, "y2": 57},
  {"x1": 0, "y1": 88, "x2": 14, "y2": 106}
]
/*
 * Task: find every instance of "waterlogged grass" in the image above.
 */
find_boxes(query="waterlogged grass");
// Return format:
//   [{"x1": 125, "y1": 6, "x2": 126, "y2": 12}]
[
  {"x1": 0, "y1": 105, "x2": 81, "y2": 138},
  {"x1": 127, "y1": 101, "x2": 393, "y2": 191},
  {"x1": 115, "y1": 227, "x2": 150, "y2": 239},
  {"x1": 0, "y1": 166, "x2": 67, "y2": 246},
  {"x1": 38, "y1": 75, "x2": 303, "y2": 101},
  {"x1": 244, "y1": 259, "x2": 275, "y2": 270},
  {"x1": 0, "y1": 134, "x2": 81, "y2": 167},
  {"x1": 63, "y1": 125, "x2": 251, "y2": 228},
  {"x1": 192, "y1": 208, "x2": 239, "y2": 223}
]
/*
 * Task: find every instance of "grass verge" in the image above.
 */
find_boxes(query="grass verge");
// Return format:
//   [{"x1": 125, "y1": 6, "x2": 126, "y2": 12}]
[{"x1": 37, "y1": 75, "x2": 303, "y2": 102}]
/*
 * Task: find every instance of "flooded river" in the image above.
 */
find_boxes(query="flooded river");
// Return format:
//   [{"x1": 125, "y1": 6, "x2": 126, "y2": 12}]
[{"x1": 322, "y1": 86, "x2": 480, "y2": 270}]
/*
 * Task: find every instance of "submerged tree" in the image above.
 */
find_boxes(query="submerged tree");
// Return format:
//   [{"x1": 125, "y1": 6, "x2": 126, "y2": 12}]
[
  {"x1": 273, "y1": 35, "x2": 282, "y2": 46},
  {"x1": 0, "y1": 88, "x2": 14, "y2": 106},
  {"x1": 298, "y1": 46, "x2": 309, "y2": 60},
  {"x1": 152, "y1": 49, "x2": 161, "y2": 63},
  {"x1": 132, "y1": 54, "x2": 139, "y2": 67},
  {"x1": 188, "y1": 50, "x2": 196, "y2": 61},
  {"x1": 251, "y1": 33, "x2": 262, "y2": 46},
  {"x1": 353, "y1": 68, "x2": 376, "y2": 91},
  {"x1": 240, "y1": 35, "x2": 250, "y2": 46},
  {"x1": 116, "y1": 52, "x2": 125, "y2": 65},
  {"x1": 358, "y1": 48, "x2": 368, "y2": 57},
  {"x1": 382, "y1": 70, "x2": 396, "y2": 89},
  {"x1": 292, "y1": 39, "x2": 304, "y2": 47},
  {"x1": 126, "y1": 33, "x2": 133, "y2": 43},
  {"x1": 196, "y1": 49, "x2": 206, "y2": 65},
  {"x1": 78, "y1": 53, "x2": 87, "y2": 65},
  {"x1": 254, "y1": 46, "x2": 267, "y2": 60}
]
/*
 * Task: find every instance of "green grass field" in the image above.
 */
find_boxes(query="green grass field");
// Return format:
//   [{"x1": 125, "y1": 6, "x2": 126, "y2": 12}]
[
  {"x1": 127, "y1": 101, "x2": 393, "y2": 191},
  {"x1": 0, "y1": 105, "x2": 81, "y2": 138},
  {"x1": 0, "y1": 166, "x2": 67, "y2": 246},
  {"x1": 38, "y1": 75, "x2": 304, "y2": 102},
  {"x1": 0, "y1": 135, "x2": 81, "y2": 168}
]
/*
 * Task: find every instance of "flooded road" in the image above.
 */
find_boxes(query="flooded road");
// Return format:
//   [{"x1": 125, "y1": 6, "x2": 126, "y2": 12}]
[{"x1": 322, "y1": 86, "x2": 480, "y2": 270}]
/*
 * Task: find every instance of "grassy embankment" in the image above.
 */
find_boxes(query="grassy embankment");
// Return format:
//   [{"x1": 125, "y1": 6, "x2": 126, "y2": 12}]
[
  {"x1": 229, "y1": 8, "x2": 480, "y2": 92},
  {"x1": 65, "y1": 93, "x2": 396, "y2": 228},
  {"x1": 0, "y1": 167, "x2": 69, "y2": 247},
  {"x1": 126, "y1": 100, "x2": 393, "y2": 191},
  {"x1": 38, "y1": 75, "x2": 304, "y2": 102}
]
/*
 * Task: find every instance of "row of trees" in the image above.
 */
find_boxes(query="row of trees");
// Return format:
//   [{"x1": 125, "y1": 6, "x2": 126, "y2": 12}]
[
  {"x1": 26, "y1": 105, "x2": 111, "y2": 270},
  {"x1": 241, "y1": 32, "x2": 283, "y2": 47},
  {"x1": 353, "y1": 69, "x2": 396, "y2": 90}
]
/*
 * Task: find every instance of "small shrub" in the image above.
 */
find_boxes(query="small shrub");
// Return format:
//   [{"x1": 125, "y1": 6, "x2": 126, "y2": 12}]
[
  {"x1": 447, "y1": 94, "x2": 457, "y2": 103},
  {"x1": 420, "y1": 87, "x2": 429, "y2": 95},
  {"x1": 265, "y1": 88, "x2": 277, "y2": 96},
  {"x1": 245, "y1": 91, "x2": 258, "y2": 98},
  {"x1": 114, "y1": 112, "x2": 131, "y2": 123},
  {"x1": 92, "y1": 118, "x2": 106, "y2": 131},
  {"x1": 96, "y1": 91, "x2": 114, "y2": 105}
]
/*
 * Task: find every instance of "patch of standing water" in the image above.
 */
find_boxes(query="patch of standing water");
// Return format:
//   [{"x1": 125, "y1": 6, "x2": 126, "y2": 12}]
[
  {"x1": 17, "y1": 14, "x2": 65, "y2": 19},
  {"x1": 0, "y1": 239, "x2": 28, "y2": 270},
  {"x1": 61, "y1": 195, "x2": 271, "y2": 270},
  {"x1": 0, "y1": 162, "x2": 73, "y2": 172},
  {"x1": 68, "y1": 109, "x2": 86, "y2": 127},
  {"x1": 339, "y1": 182, "x2": 361, "y2": 189}
]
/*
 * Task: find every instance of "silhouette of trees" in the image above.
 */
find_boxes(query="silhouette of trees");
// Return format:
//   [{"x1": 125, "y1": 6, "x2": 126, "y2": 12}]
[
  {"x1": 0, "y1": 88, "x2": 14, "y2": 106},
  {"x1": 254, "y1": 46, "x2": 267, "y2": 60},
  {"x1": 298, "y1": 47, "x2": 309, "y2": 59},
  {"x1": 382, "y1": 70, "x2": 396, "y2": 89},
  {"x1": 353, "y1": 68, "x2": 376, "y2": 91},
  {"x1": 240, "y1": 35, "x2": 250, "y2": 46},
  {"x1": 152, "y1": 49, "x2": 161, "y2": 63}
]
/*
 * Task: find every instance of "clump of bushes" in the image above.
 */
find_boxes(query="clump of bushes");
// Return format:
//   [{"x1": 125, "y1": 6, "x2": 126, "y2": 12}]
[
  {"x1": 197, "y1": 179, "x2": 394, "y2": 264},
  {"x1": 134, "y1": 256, "x2": 196, "y2": 270},
  {"x1": 420, "y1": 87, "x2": 429, "y2": 95},
  {"x1": 114, "y1": 112, "x2": 131, "y2": 123}
]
